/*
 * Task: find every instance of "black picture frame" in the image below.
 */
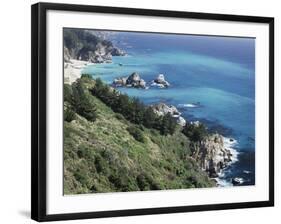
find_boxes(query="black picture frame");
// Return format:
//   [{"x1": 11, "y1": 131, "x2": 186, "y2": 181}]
[{"x1": 31, "y1": 2, "x2": 274, "y2": 222}]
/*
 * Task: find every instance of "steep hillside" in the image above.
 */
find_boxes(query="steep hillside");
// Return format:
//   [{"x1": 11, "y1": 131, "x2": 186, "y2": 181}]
[{"x1": 63, "y1": 76, "x2": 215, "y2": 194}]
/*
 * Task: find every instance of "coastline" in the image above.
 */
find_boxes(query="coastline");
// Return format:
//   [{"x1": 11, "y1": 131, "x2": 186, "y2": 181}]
[
  {"x1": 64, "y1": 59, "x2": 240, "y2": 187},
  {"x1": 215, "y1": 137, "x2": 239, "y2": 187},
  {"x1": 64, "y1": 59, "x2": 88, "y2": 84},
  {"x1": 223, "y1": 137, "x2": 239, "y2": 165}
]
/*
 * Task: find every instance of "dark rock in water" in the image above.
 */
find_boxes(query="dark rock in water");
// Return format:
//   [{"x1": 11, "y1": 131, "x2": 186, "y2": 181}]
[
  {"x1": 232, "y1": 177, "x2": 244, "y2": 185},
  {"x1": 113, "y1": 72, "x2": 146, "y2": 89},
  {"x1": 230, "y1": 138, "x2": 234, "y2": 142},
  {"x1": 126, "y1": 72, "x2": 146, "y2": 88},
  {"x1": 126, "y1": 72, "x2": 141, "y2": 84}
]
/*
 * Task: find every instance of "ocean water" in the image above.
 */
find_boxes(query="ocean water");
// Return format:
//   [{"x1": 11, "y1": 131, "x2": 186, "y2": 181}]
[{"x1": 82, "y1": 31, "x2": 255, "y2": 186}]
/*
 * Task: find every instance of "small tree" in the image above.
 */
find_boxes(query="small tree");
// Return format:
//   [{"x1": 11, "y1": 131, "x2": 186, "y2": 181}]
[
  {"x1": 78, "y1": 95, "x2": 97, "y2": 122},
  {"x1": 182, "y1": 122, "x2": 207, "y2": 142},
  {"x1": 160, "y1": 114, "x2": 177, "y2": 135},
  {"x1": 72, "y1": 80, "x2": 97, "y2": 122}
]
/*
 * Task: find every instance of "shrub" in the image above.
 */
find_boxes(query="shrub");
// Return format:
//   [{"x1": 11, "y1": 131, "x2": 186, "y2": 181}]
[
  {"x1": 73, "y1": 169, "x2": 88, "y2": 187},
  {"x1": 77, "y1": 96, "x2": 97, "y2": 122},
  {"x1": 94, "y1": 154, "x2": 108, "y2": 174},
  {"x1": 81, "y1": 74, "x2": 93, "y2": 80},
  {"x1": 127, "y1": 126, "x2": 145, "y2": 143},
  {"x1": 136, "y1": 173, "x2": 150, "y2": 191},
  {"x1": 115, "y1": 113, "x2": 125, "y2": 120},
  {"x1": 64, "y1": 84, "x2": 73, "y2": 103},
  {"x1": 108, "y1": 172, "x2": 137, "y2": 192},
  {"x1": 76, "y1": 144, "x2": 96, "y2": 163},
  {"x1": 64, "y1": 107, "x2": 76, "y2": 122},
  {"x1": 136, "y1": 173, "x2": 163, "y2": 190}
]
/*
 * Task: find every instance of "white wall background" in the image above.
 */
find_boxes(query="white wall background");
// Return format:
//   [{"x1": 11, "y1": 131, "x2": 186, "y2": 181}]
[{"x1": 0, "y1": 0, "x2": 279, "y2": 223}]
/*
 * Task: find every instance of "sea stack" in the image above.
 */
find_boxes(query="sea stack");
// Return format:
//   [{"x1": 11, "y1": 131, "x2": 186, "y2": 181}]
[
  {"x1": 151, "y1": 74, "x2": 170, "y2": 88},
  {"x1": 113, "y1": 72, "x2": 146, "y2": 88}
]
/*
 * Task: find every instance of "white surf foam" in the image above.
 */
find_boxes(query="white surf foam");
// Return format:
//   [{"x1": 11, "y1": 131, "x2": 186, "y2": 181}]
[
  {"x1": 215, "y1": 137, "x2": 240, "y2": 187},
  {"x1": 223, "y1": 137, "x2": 239, "y2": 164},
  {"x1": 178, "y1": 103, "x2": 199, "y2": 108}
]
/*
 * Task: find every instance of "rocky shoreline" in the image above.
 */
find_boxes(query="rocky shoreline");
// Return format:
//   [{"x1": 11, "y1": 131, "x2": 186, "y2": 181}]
[
  {"x1": 63, "y1": 29, "x2": 243, "y2": 188},
  {"x1": 64, "y1": 58, "x2": 239, "y2": 184},
  {"x1": 191, "y1": 134, "x2": 237, "y2": 179},
  {"x1": 63, "y1": 32, "x2": 239, "y2": 185},
  {"x1": 151, "y1": 103, "x2": 186, "y2": 126},
  {"x1": 151, "y1": 102, "x2": 238, "y2": 183}
]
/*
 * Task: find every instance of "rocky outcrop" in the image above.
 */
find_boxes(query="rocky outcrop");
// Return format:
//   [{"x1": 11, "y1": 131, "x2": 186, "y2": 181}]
[
  {"x1": 177, "y1": 116, "x2": 187, "y2": 127},
  {"x1": 76, "y1": 44, "x2": 124, "y2": 63},
  {"x1": 151, "y1": 103, "x2": 186, "y2": 126},
  {"x1": 191, "y1": 134, "x2": 233, "y2": 178},
  {"x1": 151, "y1": 74, "x2": 170, "y2": 88},
  {"x1": 64, "y1": 28, "x2": 126, "y2": 64},
  {"x1": 64, "y1": 46, "x2": 71, "y2": 62},
  {"x1": 111, "y1": 47, "x2": 126, "y2": 56},
  {"x1": 113, "y1": 72, "x2": 146, "y2": 89},
  {"x1": 151, "y1": 103, "x2": 179, "y2": 116},
  {"x1": 232, "y1": 177, "x2": 244, "y2": 185}
]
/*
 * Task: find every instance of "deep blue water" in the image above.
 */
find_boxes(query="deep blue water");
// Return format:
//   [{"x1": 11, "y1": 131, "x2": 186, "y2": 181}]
[{"x1": 82, "y1": 31, "x2": 255, "y2": 186}]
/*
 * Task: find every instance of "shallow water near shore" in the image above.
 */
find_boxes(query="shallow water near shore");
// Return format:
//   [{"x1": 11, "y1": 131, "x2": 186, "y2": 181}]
[{"x1": 82, "y1": 31, "x2": 255, "y2": 186}]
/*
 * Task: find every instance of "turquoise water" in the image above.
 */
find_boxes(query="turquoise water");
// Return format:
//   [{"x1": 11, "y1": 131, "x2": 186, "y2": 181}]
[{"x1": 82, "y1": 31, "x2": 255, "y2": 185}]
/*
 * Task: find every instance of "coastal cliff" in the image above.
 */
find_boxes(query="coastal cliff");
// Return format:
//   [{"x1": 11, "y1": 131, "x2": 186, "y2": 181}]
[
  {"x1": 191, "y1": 133, "x2": 234, "y2": 178},
  {"x1": 64, "y1": 28, "x2": 126, "y2": 64},
  {"x1": 152, "y1": 103, "x2": 235, "y2": 179}
]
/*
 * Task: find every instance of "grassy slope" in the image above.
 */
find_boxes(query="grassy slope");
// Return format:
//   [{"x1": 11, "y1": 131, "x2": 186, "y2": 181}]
[{"x1": 64, "y1": 80, "x2": 215, "y2": 194}]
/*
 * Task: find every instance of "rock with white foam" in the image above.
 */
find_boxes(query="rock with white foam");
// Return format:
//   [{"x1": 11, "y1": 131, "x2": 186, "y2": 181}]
[{"x1": 151, "y1": 74, "x2": 170, "y2": 88}]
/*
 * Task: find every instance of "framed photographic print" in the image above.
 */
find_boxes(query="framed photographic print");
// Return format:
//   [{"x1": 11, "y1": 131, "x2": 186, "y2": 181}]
[{"x1": 31, "y1": 2, "x2": 274, "y2": 222}]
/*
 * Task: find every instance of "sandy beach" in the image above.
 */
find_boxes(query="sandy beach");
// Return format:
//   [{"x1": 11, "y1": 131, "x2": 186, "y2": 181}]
[{"x1": 64, "y1": 59, "x2": 90, "y2": 84}]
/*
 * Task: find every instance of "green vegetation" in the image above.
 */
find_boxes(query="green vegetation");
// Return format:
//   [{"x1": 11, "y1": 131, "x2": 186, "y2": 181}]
[
  {"x1": 63, "y1": 76, "x2": 215, "y2": 194},
  {"x1": 72, "y1": 79, "x2": 97, "y2": 122},
  {"x1": 126, "y1": 126, "x2": 146, "y2": 143},
  {"x1": 64, "y1": 107, "x2": 76, "y2": 122},
  {"x1": 182, "y1": 122, "x2": 208, "y2": 142},
  {"x1": 91, "y1": 78, "x2": 176, "y2": 135}
]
